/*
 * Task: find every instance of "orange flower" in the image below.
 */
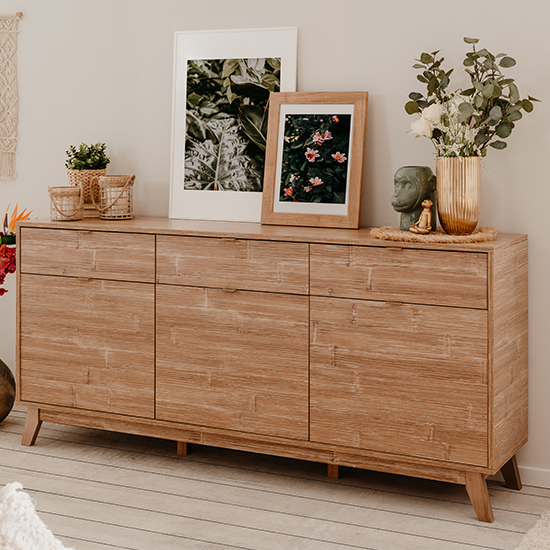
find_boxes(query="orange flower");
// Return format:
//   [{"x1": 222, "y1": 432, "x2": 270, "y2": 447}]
[
  {"x1": 331, "y1": 151, "x2": 347, "y2": 163},
  {"x1": 332, "y1": 116, "x2": 339, "y2": 122},
  {"x1": 284, "y1": 186, "x2": 293, "y2": 197}
]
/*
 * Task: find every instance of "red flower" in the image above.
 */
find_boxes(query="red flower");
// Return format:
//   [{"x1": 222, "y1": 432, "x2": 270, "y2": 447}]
[
  {"x1": 284, "y1": 186, "x2": 293, "y2": 197},
  {"x1": 0, "y1": 245, "x2": 16, "y2": 296},
  {"x1": 332, "y1": 116, "x2": 339, "y2": 123}
]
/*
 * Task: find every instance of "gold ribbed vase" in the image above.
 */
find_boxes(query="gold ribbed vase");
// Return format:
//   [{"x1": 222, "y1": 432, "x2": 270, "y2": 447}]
[{"x1": 436, "y1": 157, "x2": 481, "y2": 235}]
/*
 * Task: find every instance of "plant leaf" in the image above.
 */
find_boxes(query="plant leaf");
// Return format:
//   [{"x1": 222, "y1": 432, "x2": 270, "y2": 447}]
[
  {"x1": 464, "y1": 37, "x2": 480, "y2": 44},
  {"x1": 420, "y1": 53, "x2": 433, "y2": 64},
  {"x1": 522, "y1": 99, "x2": 534, "y2": 113},
  {"x1": 509, "y1": 82, "x2": 520, "y2": 104},
  {"x1": 489, "y1": 140, "x2": 508, "y2": 150},
  {"x1": 499, "y1": 57, "x2": 517, "y2": 68},
  {"x1": 238, "y1": 104, "x2": 268, "y2": 151},
  {"x1": 507, "y1": 110, "x2": 523, "y2": 122},
  {"x1": 496, "y1": 121, "x2": 514, "y2": 138},
  {"x1": 458, "y1": 102, "x2": 475, "y2": 123},
  {"x1": 405, "y1": 101, "x2": 419, "y2": 115},
  {"x1": 184, "y1": 118, "x2": 260, "y2": 192}
]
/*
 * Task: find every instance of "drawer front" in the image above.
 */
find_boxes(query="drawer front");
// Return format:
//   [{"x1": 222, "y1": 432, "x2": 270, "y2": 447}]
[
  {"x1": 19, "y1": 227, "x2": 155, "y2": 283},
  {"x1": 310, "y1": 297, "x2": 489, "y2": 466},
  {"x1": 157, "y1": 235, "x2": 309, "y2": 294},
  {"x1": 156, "y1": 285, "x2": 309, "y2": 439},
  {"x1": 19, "y1": 274, "x2": 155, "y2": 418},
  {"x1": 310, "y1": 244, "x2": 487, "y2": 308}
]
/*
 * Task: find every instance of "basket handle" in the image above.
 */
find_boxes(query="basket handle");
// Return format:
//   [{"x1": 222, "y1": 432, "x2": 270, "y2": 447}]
[
  {"x1": 48, "y1": 186, "x2": 84, "y2": 218},
  {"x1": 92, "y1": 175, "x2": 135, "y2": 213}
]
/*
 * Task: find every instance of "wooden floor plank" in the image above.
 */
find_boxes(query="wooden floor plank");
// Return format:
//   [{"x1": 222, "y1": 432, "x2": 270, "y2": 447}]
[{"x1": 0, "y1": 412, "x2": 546, "y2": 550}]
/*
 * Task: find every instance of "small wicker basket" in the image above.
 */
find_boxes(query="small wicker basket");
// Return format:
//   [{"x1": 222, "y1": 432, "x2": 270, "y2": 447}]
[
  {"x1": 67, "y1": 168, "x2": 106, "y2": 203},
  {"x1": 91, "y1": 175, "x2": 135, "y2": 220},
  {"x1": 48, "y1": 186, "x2": 84, "y2": 221}
]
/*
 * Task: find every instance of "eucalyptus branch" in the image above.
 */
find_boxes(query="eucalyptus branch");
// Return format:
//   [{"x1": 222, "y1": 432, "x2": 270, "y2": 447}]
[{"x1": 406, "y1": 37, "x2": 540, "y2": 157}]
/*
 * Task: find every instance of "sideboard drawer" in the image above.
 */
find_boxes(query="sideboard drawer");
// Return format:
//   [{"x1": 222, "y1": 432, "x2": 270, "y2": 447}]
[
  {"x1": 310, "y1": 244, "x2": 487, "y2": 309},
  {"x1": 19, "y1": 227, "x2": 155, "y2": 283},
  {"x1": 156, "y1": 235, "x2": 309, "y2": 294}
]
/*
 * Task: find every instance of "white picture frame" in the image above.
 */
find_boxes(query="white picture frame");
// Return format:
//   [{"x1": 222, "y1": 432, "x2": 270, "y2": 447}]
[{"x1": 169, "y1": 27, "x2": 298, "y2": 222}]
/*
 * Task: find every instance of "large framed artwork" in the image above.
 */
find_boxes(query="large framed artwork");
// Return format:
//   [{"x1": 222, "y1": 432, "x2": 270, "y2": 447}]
[
  {"x1": 261, "y1": 91, "x2": 368, "y2": 229},
  {"x1": 169, "y1": 27, "x2": 298, "y2": 222}
]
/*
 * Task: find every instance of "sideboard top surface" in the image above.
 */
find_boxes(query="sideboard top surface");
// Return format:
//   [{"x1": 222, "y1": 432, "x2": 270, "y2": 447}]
[{"x1": 18, "y1": 217, "x2": 526, "y2": 252}]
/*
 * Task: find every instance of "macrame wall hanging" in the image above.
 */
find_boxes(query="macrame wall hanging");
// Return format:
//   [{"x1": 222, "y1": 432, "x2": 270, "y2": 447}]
[{"x1": 0, "y1": 13, "x2": 22, "y2": 180}]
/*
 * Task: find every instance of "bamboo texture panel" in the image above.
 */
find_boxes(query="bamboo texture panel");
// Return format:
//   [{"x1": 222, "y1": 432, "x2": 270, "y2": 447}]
[
  {"x1": 310, "y1": 297, "x2": 489, "y2": 466},
  {"x1": 156, "y1": 285, "x2": 309, "y2": 440},
  {"x1": 19, "y1": 227, "x2": 155, "y2": 283},
  {"x1": 19, "y1": 274, "x2": 155, "y2": 418},
  {"x1": 491, "y1": 239, "x2": 529, "y2": 467},
  {"x1": 156, "y1": 235, "x2": 309, "y2": 294},
  {"x1": 310, "y1": 244, "x2": 488, "y2": 309}
]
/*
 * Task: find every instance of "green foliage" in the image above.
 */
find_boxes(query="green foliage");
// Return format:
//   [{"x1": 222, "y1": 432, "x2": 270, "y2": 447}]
[
  {"x1": 65, "y1": 142, "x2": 110, "y2": 170},
  {"x1": 279, "y1": 114, "x2": 351, "y2": 204},
  {"x1": 184, "y1": 118, "x2": 261, "y2": 192},
  {"x1": 184, "y1": 57, "x2": 280, "y2": 191},
  {"x1": 405, "y1": 38, "x2": 540, "y2": 156}
]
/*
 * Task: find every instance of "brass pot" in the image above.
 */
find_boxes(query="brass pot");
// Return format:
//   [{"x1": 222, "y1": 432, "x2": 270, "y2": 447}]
[{"x1": 436, "y1": 156, "x2": 481, "y2": 235}]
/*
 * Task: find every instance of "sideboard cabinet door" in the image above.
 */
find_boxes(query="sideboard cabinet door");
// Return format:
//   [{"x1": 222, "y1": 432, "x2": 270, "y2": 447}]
[
  {"x1": 310, "y1": 297, "x2": 489, "y2": 466},
  {"x1": 156, "y1": 285, "x2": 309, "y2": 440},
  {"x1": 19, "y1": 274, "x2": 155, "y2": 418}
]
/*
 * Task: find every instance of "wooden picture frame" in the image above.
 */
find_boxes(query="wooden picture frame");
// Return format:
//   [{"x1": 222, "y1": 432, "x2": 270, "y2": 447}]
[
  {"x1": 261, "y1": 91, "x2": 368, "y2": 229},
  {"x1": 169, "y1": 27, "x2": 298, "y2": 223}
]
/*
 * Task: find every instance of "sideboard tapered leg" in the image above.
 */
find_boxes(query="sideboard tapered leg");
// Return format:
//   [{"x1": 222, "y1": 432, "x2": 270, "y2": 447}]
[
  {"x1": 21, "y1": 407, "x2": 42, "y2": 446},
  {"x1": 465, "y1": 472, "x2": 494, "y2": 523},
  {"x1": 327, "y1": 464, "x2": 339, "y2": 479},
  {"x1": 177, "y1": 442, "x2": 188, "y2": 456},
  {"x1": 500, "y1": 455, "x2": 522, "y2": 491}
]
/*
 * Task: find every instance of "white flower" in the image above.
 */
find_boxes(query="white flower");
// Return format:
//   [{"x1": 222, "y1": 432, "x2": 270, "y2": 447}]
[
  {"x1": 421, "y1": 104, "x2": 442, "y2": 124},
  {"x1": 447, "y1": 94, "x2": 468, "y2": 116},
  {"x1": 410, "y1": 117, "x2": 433, "y2": 138}
]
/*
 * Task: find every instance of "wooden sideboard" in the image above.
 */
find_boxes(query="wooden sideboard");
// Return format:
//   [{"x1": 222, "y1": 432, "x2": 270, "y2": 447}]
[{"x1": 16, "y1": 217, "x2": 528, "y2": 522}]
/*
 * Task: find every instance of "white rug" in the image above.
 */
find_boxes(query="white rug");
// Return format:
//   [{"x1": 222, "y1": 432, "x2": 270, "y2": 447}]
[
  {"x1": 0, "y1": 483, "x2": 74, "y2": 550},
  {"x1": 516, "y1": 511, "x2": 550, "y2": 549}
]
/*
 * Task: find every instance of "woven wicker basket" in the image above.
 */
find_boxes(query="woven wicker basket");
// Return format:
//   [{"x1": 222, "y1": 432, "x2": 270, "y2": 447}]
[
  {"x1": 91, "y1": 175, "x2": 135, "y2": 220},
  {"x1": 48, "y1": 186, "x2": 83, "y2": 221},
  {"x1": 67, "y1": 168, "x2": 106, "y2": 203}
]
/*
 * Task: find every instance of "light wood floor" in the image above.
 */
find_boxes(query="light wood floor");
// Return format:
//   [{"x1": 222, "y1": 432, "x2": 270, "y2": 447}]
[{"x1": 0, "y1": 407, "x2": 547, "y2": 550}]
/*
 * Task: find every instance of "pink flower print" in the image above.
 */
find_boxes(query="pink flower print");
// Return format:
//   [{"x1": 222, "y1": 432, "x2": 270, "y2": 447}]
[
  {"x1": 312, "y1": 132, "x2": 325, "y2": 145},
  {"x1": 322, "y1": 131, "x2": 333, "y2": 141},
  {"x1": 290, "y1": 173, "x2": 300, "y2": 182},
  {"x1": 332, "y1": 151, "x2": 347, "y2": 163},
  {"x1": 309, "y1": 177, "x2": 324, "y2": 186},
  {"x1": 305, "y1": 148, "x2": 320, "y2": 162},
  {"x1": 303, "y1": 185, "x2": 312, "y2": 192}
]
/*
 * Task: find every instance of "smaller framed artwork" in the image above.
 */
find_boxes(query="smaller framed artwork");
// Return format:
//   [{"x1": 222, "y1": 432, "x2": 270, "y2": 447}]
[{"x1": 261, "y1": 91, "x2": 368, "y2": 229}]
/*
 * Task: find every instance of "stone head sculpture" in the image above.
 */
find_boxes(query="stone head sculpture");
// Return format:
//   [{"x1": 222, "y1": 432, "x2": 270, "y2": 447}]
[{"x1": 391, "y1": 166, "x2": 437, "y2": 231}]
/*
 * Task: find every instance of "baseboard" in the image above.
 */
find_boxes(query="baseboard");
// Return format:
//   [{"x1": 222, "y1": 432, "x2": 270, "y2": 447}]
[{"x1": 518, "y1": 466, "x2": 550, "y2": 489}]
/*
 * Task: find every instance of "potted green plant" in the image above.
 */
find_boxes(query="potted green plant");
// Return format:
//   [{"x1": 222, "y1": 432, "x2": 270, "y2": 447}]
[
  {"x1": 66, "y1": 142, "x2": 110, "y2": 203},
  {"x1": 404, "y1": 38, "x2": 539, "y2": 234}
]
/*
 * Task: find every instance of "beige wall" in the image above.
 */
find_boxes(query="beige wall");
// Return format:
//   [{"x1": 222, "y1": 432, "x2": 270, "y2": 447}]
[{"x1": 1, "y1": 0, "x2": 549, "y2": 486}]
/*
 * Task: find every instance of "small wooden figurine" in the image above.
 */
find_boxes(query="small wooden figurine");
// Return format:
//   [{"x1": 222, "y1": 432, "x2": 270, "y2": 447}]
[{"x1": 409, "y1": 199, "x2": 433, "y2": 234}]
